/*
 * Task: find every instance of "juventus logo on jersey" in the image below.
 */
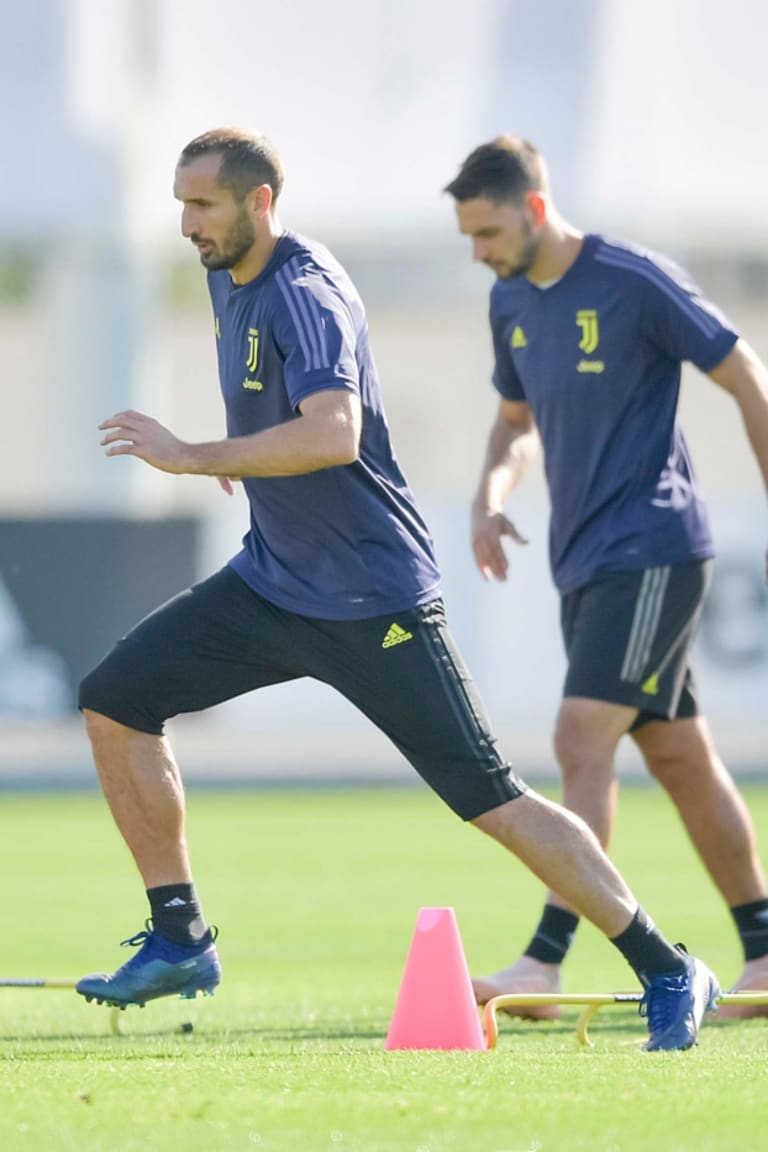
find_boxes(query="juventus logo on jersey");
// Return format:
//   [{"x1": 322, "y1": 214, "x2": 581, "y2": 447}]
[
  {"x1": 246, "y1": 328, "x2": 259, "y2": 372},
  {"x1": 576, "y1": 310, "x2": 599, "y2": 354}
]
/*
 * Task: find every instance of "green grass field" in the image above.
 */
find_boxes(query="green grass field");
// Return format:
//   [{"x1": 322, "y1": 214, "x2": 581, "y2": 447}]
[{"x1": 1, "y1": 782, "x2": 767, "y2": 1151}]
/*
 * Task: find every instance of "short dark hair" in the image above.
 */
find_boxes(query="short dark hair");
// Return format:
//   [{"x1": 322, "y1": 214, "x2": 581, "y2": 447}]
[
  {"x1": 178, "y1": 128, "x2": 284, "y2": 203},
  {"x1": 444, "y1": 136, "x2": 548, "y2": 204}
]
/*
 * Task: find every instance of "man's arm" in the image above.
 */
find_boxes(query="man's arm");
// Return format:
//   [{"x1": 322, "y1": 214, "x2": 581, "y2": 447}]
[
  {"x1": 708, "y1": 339, "x2": 768, "y2": 580},
  {"x1": 99, "y1": 389, "x2": 362, "y2": 478},
  {"x1": 471, "y1": 398, "x2": 540, "y2": 582}
]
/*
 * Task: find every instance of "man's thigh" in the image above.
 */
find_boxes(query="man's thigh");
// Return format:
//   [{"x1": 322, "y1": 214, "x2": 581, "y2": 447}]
[
  {"x1": 294, "y1": 599, "x2": 527, "y2": 820},
  {"x1": 560, "y1": 561, "x2": 711, "y2": 723},
  {"x1": 79, "y1": 567, "x2": 301, "y2": 733}
]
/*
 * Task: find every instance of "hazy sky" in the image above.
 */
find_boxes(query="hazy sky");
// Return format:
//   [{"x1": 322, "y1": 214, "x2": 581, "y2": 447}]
[
  {"x1": 5, "y1": 0, "x2": 768, "y2": 250},
  {"x1": 67, "y1": 0, "x2": 503, "y2": 245}
]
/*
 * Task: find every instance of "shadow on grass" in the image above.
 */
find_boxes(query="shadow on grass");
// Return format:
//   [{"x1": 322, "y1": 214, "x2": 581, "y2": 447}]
[
  {"x1": 0, "y1": 1023, "x2": 388, "y2": 1048},
  {"x1": 0, "y1": 1008, "x2": 661, "y2": 1051}
]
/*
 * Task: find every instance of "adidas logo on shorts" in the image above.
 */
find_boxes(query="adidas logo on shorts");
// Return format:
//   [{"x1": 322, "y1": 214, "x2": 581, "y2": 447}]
[{"x1": 382, "y1": 623, "x2": 413, "y2": 649}]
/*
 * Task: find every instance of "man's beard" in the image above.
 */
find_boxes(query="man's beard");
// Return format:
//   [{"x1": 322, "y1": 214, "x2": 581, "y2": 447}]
[
  {"x1": 492, "y1": 219, "x2": 540, "y2": 279},
  {"x1": 194, "y1": 206, "x2": 256, "y2": 270}
]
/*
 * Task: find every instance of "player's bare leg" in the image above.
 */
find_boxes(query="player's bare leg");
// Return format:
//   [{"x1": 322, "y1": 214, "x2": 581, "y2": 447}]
[
  {"x1": 635, "y1": 716, "x2": 768, "y2": 1019},
  {"x1": 81, "y1": 709, "x2": 192, "y2": 887},
  {"x1": 472, "y1": 698, "x2": 630, "y2": 1017},
  {"x1": 471, "y1": 780, "x2": 722, "y2": 1053},
  {"x1": 77, "y1": 709, "x2": 220, "y2": 1008},
  {"x1": 471, "y1": 788, "x2": 636, "y2": 932}
]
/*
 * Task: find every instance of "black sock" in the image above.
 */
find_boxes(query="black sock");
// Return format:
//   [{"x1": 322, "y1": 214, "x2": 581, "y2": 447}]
[
  {"x1": 730, "y1": 898, "x2": 768, "y2": 961},
  {"x1": 611, "y1": 906, "x2": 687, "y2": 986},
  {"x1": 147, "y1": 883, "x2": 208, "y2": 946},
  {"x1": 524, "y1": 904, "x2": 581, "y2": 964}
]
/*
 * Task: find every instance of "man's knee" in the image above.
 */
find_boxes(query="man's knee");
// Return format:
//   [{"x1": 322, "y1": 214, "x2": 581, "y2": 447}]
[
  {"x1": 635, "y1": 718, "x2": 715, "y2": 788},
  {"x1": 553, "y1": 720, "x2": 601, "y2": 778},
  {"x1": 554, "y1": 699, "x2": 629, "y2": 777},
  {"x1": 80, "y1": 705, "x2": 122, "y2": 738},
  {"x1": 471, "y1": 793, "x2": 527, "y2": 835}
]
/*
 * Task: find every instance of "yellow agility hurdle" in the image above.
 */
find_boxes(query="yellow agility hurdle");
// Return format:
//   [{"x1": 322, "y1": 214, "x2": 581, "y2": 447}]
[{"x1": 483, "y1": 992, "x2": 768, "y2": 1048}]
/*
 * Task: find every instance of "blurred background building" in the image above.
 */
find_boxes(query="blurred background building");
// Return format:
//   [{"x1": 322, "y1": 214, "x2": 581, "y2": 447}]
[{"x1": 1, "y1": 0, "x2": 766, "y2": 784}]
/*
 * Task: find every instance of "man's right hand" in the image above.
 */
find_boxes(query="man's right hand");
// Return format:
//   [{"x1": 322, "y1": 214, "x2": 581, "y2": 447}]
[
  {"x1": 216, "y1": 476, "x2": 240, "y2": 495},
  {"x1": 471, "y1": 506, "x2": 528, "y2": 582}
]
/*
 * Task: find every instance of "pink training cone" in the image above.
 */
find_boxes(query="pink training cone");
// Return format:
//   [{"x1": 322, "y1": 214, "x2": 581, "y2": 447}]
[{"x1": 385, "y1": 906, "x2": 486, "y2": 1050}]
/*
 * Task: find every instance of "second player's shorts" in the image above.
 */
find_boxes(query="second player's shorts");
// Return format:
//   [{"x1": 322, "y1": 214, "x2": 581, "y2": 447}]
[
  {"x1": 79, "y1": 566, "x2": 526, "y2": 821},
  {"x1": 560, "y1": 560, "x2": 713, "y2": 728}
]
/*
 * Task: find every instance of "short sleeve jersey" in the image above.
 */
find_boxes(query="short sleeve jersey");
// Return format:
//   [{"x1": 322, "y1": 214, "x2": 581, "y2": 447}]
[
  {"x1": 207, "y1": 231, "x2": 441, "y2": 619},
  {"x1": 490, "y1": 234, "x2": 738, "y2": 593}
]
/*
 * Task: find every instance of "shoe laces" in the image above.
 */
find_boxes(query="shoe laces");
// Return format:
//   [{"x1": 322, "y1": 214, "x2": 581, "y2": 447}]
[
  {"x1": 115, "y1": 921, "x2": 157, "y2": 971},
  {"x1": 118, "y1": 920, "x2": 219, "y2": 951},
  {"x1": 120, "y1": 919, "x2": 154, "y2": 950}
]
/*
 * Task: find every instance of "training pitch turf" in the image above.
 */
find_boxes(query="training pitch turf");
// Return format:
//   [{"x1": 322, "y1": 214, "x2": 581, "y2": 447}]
[{"x1": 1, "y1": 783, "x2": 767, "y2": 1151}]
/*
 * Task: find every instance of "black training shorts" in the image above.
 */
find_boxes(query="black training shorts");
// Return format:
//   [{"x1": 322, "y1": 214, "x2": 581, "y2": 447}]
[
  {"x1": 79, "y1": 566, "x2": 526, "y2": 820},
  {"x1": 560, "y1": 560, "x2": 712, "y2": 728}
]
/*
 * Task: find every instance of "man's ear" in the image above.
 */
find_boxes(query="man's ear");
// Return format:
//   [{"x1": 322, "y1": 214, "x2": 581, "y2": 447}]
[
  {"x1": 247, "y1": 183, "x2": 274, "y2": 219},
  {"x1": 525, "y1": 191, "x2": 547, "y2": 227}
]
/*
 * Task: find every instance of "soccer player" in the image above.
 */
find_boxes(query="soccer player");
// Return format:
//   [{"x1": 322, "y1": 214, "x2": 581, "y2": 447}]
[
  {"x1": 77, "y1": 128, "x2": 719, "y2": 1050},
  {"x1": 444, "y1": 135, "x2": 768, "y2": 1020}
]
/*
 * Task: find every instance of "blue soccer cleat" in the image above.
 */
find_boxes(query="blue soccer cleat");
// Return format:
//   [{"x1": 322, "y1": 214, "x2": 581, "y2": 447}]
[
  {"x1": 640, "y1": 946, "x2": 720, "y2": 1051},
  {"x1": 76, "y1": 922, "x2": 222, "y2": 1009}
]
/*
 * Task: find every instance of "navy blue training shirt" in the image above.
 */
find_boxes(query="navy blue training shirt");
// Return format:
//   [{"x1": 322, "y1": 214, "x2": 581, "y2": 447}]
[
  {"x1": 490, "y1": 234, "x2": 739, "y2": 593},
  {"x1": 207, "y1": 230, "x2": 441, "y2": 619}
]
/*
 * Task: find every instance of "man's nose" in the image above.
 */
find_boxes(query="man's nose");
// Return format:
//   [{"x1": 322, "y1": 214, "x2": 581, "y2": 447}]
[
  {"x1": 472, "y1": 239, "x2": 488, "y2": 263},
  {"x1": 180, "y1": 206, "x2": 197, "y2": 237}
]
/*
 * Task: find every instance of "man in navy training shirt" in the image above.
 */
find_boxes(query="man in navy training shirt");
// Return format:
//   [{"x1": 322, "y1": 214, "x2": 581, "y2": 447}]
[
  {"x1": 445, "y1": 134, "x2": 768, "y2": 1021},
  {"x1": 77, "y1": 128, "x2": 719, "y2": 1051}
]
